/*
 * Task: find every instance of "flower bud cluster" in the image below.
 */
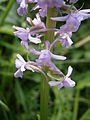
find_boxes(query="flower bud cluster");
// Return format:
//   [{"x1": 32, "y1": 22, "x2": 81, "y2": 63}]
[{"x1": 14, "y1": 0, "x2": 90, "y2": 89}]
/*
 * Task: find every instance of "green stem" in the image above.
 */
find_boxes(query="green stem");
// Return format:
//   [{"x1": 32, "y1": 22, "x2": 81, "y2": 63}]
[
  {"x1": 45, "y1": 8, "x2": 57, "y2": 43},
  {"x1": 0, "y1": 0, "x2": 14, "y2": 26},
  {"x1": 40, "y1": 74, "x2": 49, "y2": 120},
  {"x1": 40, "y1": 8, "x2": 57, "y2": 120},
  {"x1": 73, "y1": 89, "x2": 80, "y2": 120},
  {"x1": 0, "y1": 27, "x2": 14, "y2": 36}
]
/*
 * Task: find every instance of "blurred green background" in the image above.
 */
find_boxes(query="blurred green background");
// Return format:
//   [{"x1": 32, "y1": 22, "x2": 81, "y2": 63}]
[{"x1": 0, "y1": 0, "x2": 90, "y2": 120}]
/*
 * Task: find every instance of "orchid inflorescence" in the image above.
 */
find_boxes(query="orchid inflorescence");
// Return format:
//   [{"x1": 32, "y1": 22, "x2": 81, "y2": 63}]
[{"x1": 14, "y1": 0, "x2": 90, "y2": 89}]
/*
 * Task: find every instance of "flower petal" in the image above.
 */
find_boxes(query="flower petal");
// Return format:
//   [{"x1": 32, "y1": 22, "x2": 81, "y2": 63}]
[
  {"x1": 15, "y1": 59, "x2": 24, "y2": 69},
  {"x1": 14, "y1": 69, "x2": 23, "y2": 78},
  {"x1": 26, "y1": 63, "x2": 48, "y2": 81},
  {"x1": 28, "y1": 34, "x2": 41, "y2": 44},
  {"x1": 17, "y1": 54, "x2": 26, "y2": 63},
  {"x1": 66, "y1": 66, "x2": 73, "y2": 77},
  {"x1": 63, "y1": 78, "x2": 75, "y2": 88},
  {"x1": 17, "y1": 5, "x2": 28, "y2": 16},
  {"x1": 51, "y1": 15, "x2": 68, "y2": 21},
  {"x1": 66, "y1": 35, "x2": 73, "y2": 48},
  {"x1": 80, "y1": 9, "x2": 90, "y2": 13},
  {"x1": 13, "y1": 26, "x2": 29, "y2": 41},
  {"x1": 21, "y1": 65, "x2": 26, "y2": 72},
  {"x1": 48, "y1": 81, "x2": 60, "y2": 87},
  {"x1": 21, "y1": 41, "x2": 29, "y2": 50},
  {"x1": 51, "y1": 53, "x2": 66, "y2": 60},
  {"x1": 58, "y1": 82, "x2": 64, "y2": 89},
  {"x1": 29, "y1": 48, "x2": 41, "y2": 55},
  {"x1": 70, "y1": 0, "x2": 78, "y2": 3}
]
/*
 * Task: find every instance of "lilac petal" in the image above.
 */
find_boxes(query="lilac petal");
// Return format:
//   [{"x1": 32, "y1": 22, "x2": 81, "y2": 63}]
[
  {"x1": 63, "y1": 78, "x2": 75, "y2": 88},
  {"x1": 17, "y1": 5, "x2": 28, "y2": 16},
  {"x1": 80, "y1": 9, "x2": 90, "y2": 13},
  {"x1": 66, "y1": 66, "x2": 73, "y2": 77},
  {"x1": 48, "y1": 81, "x2": 60, "y2": 87},
  {"x1": 60, "y1": 15, "x2": 80, "y2": 33},
  {"x1": 17, "y1": 0, "x2": 21, "y2": 4},
  {"x1": 51, "y1": 53, "x2": 66, "y2": 60},
  {"x1": 15, "y1": 54, "x2": 26, "y2": 69},
  {"x1": 66, "y1": 15, "x2": 80, "y2": 32},
  {"x1": 32, "y1": 13, "x2": 41, "y2": 25},
  {"x1": 60, "y1": 39, "x2": 66, "y2": 47},
  {"x1": 14, "y1": 69, "x2": 23, "y2": 78},
  {"x1": 70, "y1": 0, "x2": 78, "y2": 3},
  {"x1": 28, "y1": 0, "x2": 37, "y2": 3},
  {"x1": 50, "y1": 39, "x2": 58, "y2": 50},
  {"x1": 31, "y1": 0, "x2": 64, "y2": 17},
  {"x1": 26, "y1": 64, "x2": 48, "y2": 81},
  {"x1": 39, "y1": 5, "x2": 47, "y2": 17},
  {"x1": 45, "y1": 40, "x2": 50, "y2": 49},
  {"x1": 25, "y1": 63, "x2": 35, "y2": 72},
  {"x1": 38, "y1": 50, "x2": 51, "y2": 61},
  {"x1": 21, "y1": 65, "x2": 26, "y2": 72},
  {"x1": 13, "y1": 25, "x2": 25, "y2": 31},
  {"x1": 15, "y1": 59, "x2": 24, "y2": 69},
  {"x1": 66, "y1": 36, "x2": 73, "y2": 48},
  {"x1": 77, "y1": 11, "x2": 90, "y2": 21},
  {"x1": 29, "y1": 48, "x2": 41, "y2": 55},
  {"x1": 51, "y1": 15, "x2": 68, "y2": 21},
  {"x1": 67, "y1": 36, "x2": 73, "y2": 45},
  {"x1": 58, "y1": 82, "x2": 64, "y2": 89},
  {"x1": 28, "y1": 34, "x2": 41, "y2": 44},
  {"x1": 20, "y1": 0, "x2": 26, "y2": 8},
  {"x1": 21, "y1": 41, "x2": 29, "y2": 50},
  {"x1": 26, "y1": 17, "x2": 32, "y2": 25},
  {"x1": 17, "y1": 54, "x2": 26, "y2": 63},
  {"x1": 14, "y1": 54, "x2": 26, "y2": 78},
  {"x1": 31, "y1": 4, "x2": 40, "y2": 11},
  {"x1": 13, "y1": 26, "x2": 29, "y2": 41},
  {"x1": 36, "y1": 59, "x2": 44, "y2": 66},
  {"x1": 30, "y1": 24, "x2": 46, "y2": 34}
]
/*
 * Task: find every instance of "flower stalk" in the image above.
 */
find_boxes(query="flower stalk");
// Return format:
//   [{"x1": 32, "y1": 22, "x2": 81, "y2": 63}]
[
  {"x1": 40, "y1": 8, "x2": 57, "y2": 120},
  {"x1": 45, "y1": 8, "x2": 57, "y2": 43}
]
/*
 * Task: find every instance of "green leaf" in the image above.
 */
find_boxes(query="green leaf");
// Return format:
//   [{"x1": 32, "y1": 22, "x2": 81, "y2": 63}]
[
  {"x1": 15, "y1": 80, "x2": 27, "y2": 113},
  {"x1": 77, "y1": 72, "x2": 90, "y2": 90},
  {"x1": 80, "y1": 108, "x2": 90, "y2": 120},
  {"x1": 0, "y1": 0, "x2": 8, "y2": 3},
  {"x1": 37, "y1": 114, "x2": 40, "y2": 120},
  {"x1": 0, "y1": 25, "x2": 14, "y2": 35},
  {"x1": 0, "y1": 100, "x2": 9, "y2": 111}
]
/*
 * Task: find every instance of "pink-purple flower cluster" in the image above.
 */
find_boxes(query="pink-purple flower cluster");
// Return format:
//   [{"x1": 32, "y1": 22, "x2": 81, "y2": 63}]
[{"x1": 14, "y1": 0, "x2": 90, "y2": 89}]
